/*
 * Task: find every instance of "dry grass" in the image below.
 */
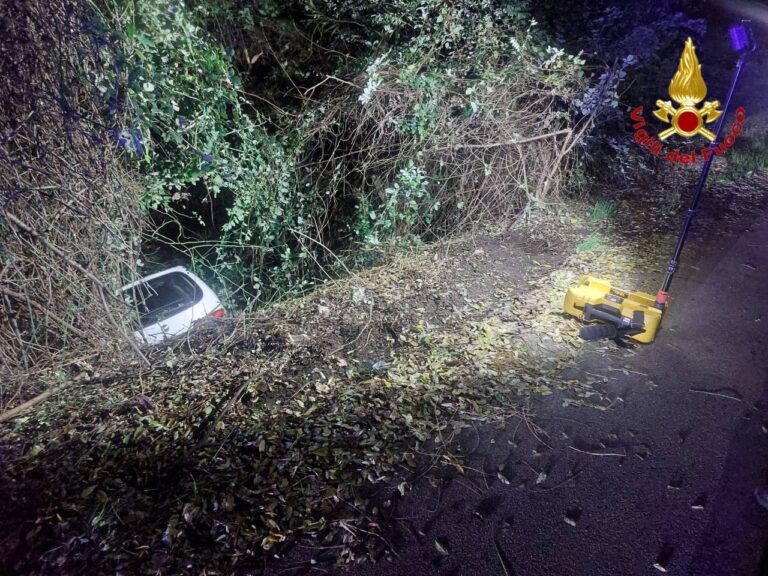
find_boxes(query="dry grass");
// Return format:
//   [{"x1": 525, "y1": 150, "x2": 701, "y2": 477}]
[
  {"x1": 0, "y1": 0, "x2": 145, "y2": 407},
  {"x1": 298, "y1": 64, "x2": 589, "y2": 246}
]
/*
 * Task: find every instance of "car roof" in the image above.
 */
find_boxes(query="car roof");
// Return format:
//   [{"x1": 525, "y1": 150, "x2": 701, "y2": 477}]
[{"x1": 119, "y1": 266, "x2": 190, "y2": 292}]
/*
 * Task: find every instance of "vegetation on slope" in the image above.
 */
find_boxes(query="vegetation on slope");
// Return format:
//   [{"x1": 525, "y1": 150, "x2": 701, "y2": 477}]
[
  {"x1": 1, "y1": 0, "x2": 592, "y2": 391},
  {"x1": 2, "y1": 0, "x2": 766, "y2": 572}
]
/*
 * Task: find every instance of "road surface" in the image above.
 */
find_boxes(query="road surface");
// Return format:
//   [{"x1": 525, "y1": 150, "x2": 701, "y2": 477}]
[{"x1": 340, "y1": 205, "x2": 768, "y2": 576}]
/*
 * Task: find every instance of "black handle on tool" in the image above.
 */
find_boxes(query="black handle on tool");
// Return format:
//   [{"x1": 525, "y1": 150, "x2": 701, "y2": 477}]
[
  {"x1": 580, "y1": 304, "x2": 622, "y2": 341},
  {"x1": 579, "y1": 305, "x2": 645, "y2": 341},
  {"x1": 580, "y1": 323, "x2": 618, "y2": 341},
  {"x1": 584, "y1": 303, "x2": 621, "y2": 324},
  {"x1": 655, "y1": 23, "x2": 757, "y2": 309}
]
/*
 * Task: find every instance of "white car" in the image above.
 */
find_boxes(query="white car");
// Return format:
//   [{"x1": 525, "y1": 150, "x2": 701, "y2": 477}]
[{"x1": 119, "y1": 266, "x2": 225, "y2": 344}]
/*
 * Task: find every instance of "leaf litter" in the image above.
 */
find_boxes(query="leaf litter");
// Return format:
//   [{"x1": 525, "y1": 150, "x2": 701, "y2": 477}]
[{"x1": 2, "y1": 172, "x2": 767, "y2": 574}]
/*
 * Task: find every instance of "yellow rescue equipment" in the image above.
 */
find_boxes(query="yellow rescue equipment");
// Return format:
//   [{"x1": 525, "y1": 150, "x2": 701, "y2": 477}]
[
  {"x1": 564, "y1": 26, "x2": 755, "y2": 342},
  {"x1": 564, "y1": 277, "x2": 663, "y2": 343}
]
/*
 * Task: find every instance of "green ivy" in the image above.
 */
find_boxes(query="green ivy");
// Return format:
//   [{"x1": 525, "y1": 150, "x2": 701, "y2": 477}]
[
  {"x1": 92, "y1": 0, "x2": 321, "y2": 308},
  {"x1": 353, "y1": 161, "x2": 435, "y2": 249}
]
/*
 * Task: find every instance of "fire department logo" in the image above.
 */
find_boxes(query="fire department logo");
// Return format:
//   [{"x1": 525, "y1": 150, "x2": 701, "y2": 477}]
[
  {"x1": 652, "y1": 37, "x2": 722, "y2": 141},
  {"x1": 630, "y1": 33, "x2": 748, "y2": 164}
]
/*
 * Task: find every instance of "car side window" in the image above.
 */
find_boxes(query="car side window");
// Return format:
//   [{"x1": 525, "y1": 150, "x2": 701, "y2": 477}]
[{"x1": 123, "y1": 272, "x2": 203, "y2": 327}]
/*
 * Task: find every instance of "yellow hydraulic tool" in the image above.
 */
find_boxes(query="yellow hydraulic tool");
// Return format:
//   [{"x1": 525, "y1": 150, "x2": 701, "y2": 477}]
[
  {"x1": 564, "y1": 24, "x2": 756, "y2": 342},
  {"x1": 564, "y1": 277, "x2": 663, "y2": 343}
]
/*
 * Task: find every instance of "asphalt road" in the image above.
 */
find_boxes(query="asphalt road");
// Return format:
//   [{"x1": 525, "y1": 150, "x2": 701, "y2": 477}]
[{"x1": 340, "y1": 207, "x2": 768, "y2": 576}]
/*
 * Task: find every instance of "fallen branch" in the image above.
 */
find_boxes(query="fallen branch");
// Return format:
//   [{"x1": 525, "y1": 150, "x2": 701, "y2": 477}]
[
  {"x1": 98, "y1": 284, "x2": 150, "y2": 367},
  {"x1": 569, "y1": 446, "x2": 626, "y2": 458},
  {"x1": 3, "y1": 210, "x2": 150, "y2": 367},
  {"x1": 2, "y1": 211, "x2": 119, "y2": 301},
  {"x1": 0, "y1": 383, "x2": 68, "y2": 423},
  {"x1": 689, "y1": 388, "x2": 742, "y2": 402},
  {"x1": 430, "y1": 129, "x2": 572, "y2": 152},
  {"x1": 0, "y1": 284, "x2": 90, "y2": 340}
]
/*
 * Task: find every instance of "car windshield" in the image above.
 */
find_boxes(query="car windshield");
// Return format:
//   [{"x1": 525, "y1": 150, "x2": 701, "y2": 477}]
[{"x1": 122, "y1": 272, "x2": 203, "y2": 327}]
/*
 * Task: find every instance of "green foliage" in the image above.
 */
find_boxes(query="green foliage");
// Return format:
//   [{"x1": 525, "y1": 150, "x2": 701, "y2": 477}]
[
  {"x1": 394, "y1": 70, "x2": 443, "y2": 140},
  {"x1": 93, "y1": 0, "x2": 321, "y2": 308},
  {"x1": 94, "y1": 1, "x2": 252, "y2": 210},
  {"x1": 303, "y1": 4, "x2": 586, "y2": 259},
  {"x1": 716, "y1": 132, "x2": 768, "y2": 183},
  {"x1": 589, "y1": 200, "x2": 615, "y2": 221},
  {"x1": 80, "y1": 0, "x2": 729, "y2": 315},
  {"x1": 88, "y1": 0, "x2": 588, "y2": 310},
  {"x1": 307, "y1": 0, "x2": 534, "y2": 56},
  {"x1": 576, "y1": 232, "x2": 603, "y2": 252},
  {"x1": 353, "y1": 161, "x2": 435, "y2": 249}
]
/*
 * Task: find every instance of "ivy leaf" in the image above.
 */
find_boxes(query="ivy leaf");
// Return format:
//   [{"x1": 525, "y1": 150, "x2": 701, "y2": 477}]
[{"x1": 80, "y1": 485, "x2": 97, "y2": 498}]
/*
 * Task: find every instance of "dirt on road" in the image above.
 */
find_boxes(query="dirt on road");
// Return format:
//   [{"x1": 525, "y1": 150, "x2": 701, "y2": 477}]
[
  {"x1": 328, "y1": 176, "x2": 768, "y2": 576},
  {"x1": 2, "y1": 168, "x2": 766, "y2": 576}
]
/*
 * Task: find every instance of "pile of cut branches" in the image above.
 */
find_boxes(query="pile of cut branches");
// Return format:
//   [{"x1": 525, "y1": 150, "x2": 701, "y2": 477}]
[
  {"x1": 0, "y1": 0, "x2": 145, "y2": 405},
  {"x1": 0, "y1": 259, "x2": 561, "y2": 574},
  {"x1": 296, "y1": 28, "x2": 590, "y2": 256}
]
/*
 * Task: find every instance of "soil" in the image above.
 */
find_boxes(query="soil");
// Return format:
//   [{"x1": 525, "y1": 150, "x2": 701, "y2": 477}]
[
  {"x1": 262, "y1": 171, "x2": 768, "y2": 576},
  {"x1": 2, "y1": 168, "x2": 766, "y2": 575},
  {"x1": 347, "y1": 189, "x2": 768, "y2": 575}
]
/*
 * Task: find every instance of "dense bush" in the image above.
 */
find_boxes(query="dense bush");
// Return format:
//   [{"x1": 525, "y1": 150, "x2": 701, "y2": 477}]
[
  {"x1": 0, "y1": 0, "x2": 143, "y2": 386},
  {"x1": 293, "y1": 1, "x2": 588, "y2": 254},
  {"x1": 298, "y1": 31, "x2": 587, "y2": 251},
  {"x1": 90, "y1": 0, "x2": 324, "y2": 308},
  {"x1": 0, "y1": 0, "x2": 723, "y2": 383},
  {"x1": 89, "y1": 0, "x2": 588, "y2": 310},
  {"x1": 3, "y1": 0, "x2": 708, "y2": 365}
]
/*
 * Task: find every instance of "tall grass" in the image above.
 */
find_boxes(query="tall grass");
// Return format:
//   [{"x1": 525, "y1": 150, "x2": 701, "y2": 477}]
[{"x1": 589, "y1": 200, "x2": 615, "y2": 221}]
